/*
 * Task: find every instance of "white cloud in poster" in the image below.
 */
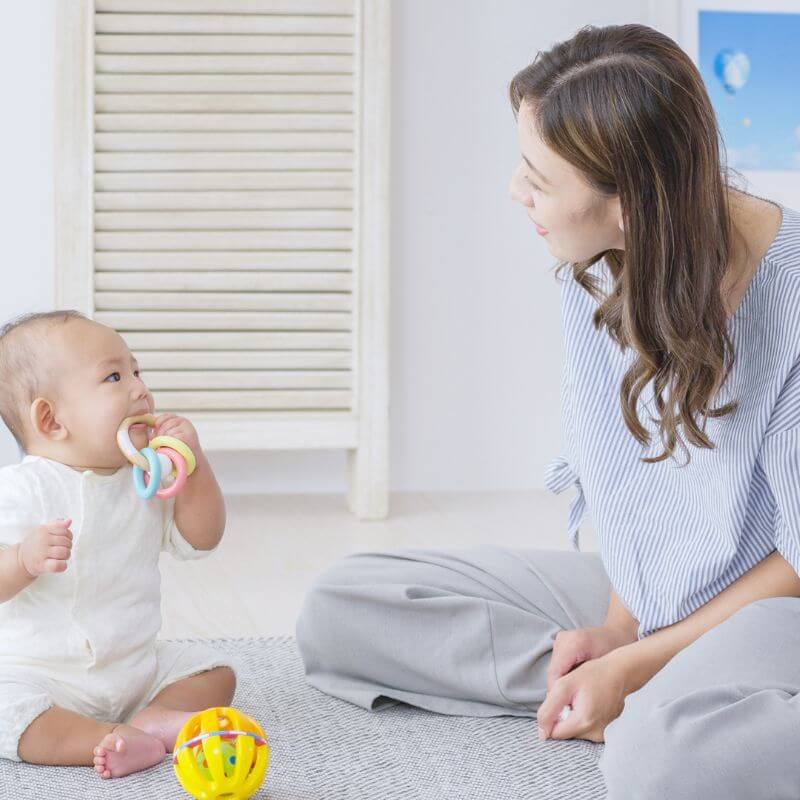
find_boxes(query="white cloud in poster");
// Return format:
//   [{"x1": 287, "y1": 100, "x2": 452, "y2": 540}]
[{"x1": 726, "y1": 144, "x2": 762, "y2": 168}]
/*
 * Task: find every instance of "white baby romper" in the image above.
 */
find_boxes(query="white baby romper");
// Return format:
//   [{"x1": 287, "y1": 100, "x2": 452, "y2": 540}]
[{"x1": 0, "y1": 454, "x2": 237, "y2": 761}]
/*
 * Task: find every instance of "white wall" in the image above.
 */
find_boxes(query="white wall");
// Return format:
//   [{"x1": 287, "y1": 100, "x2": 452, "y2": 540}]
[
  {"x1": 0, "y1": 0, "x2": 55, "y2": 471},
  {"x1": 0, "y1": 1, "x2": 651, "y2": 494}
]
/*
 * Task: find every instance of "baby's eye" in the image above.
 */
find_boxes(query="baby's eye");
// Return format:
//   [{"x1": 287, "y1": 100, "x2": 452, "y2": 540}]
[
  {"x1": 104, "y1": 372, "x2": 121, "y2": 383},
  {"x1": 134, "y1": 370, "x2": 140, "y2": 378}
]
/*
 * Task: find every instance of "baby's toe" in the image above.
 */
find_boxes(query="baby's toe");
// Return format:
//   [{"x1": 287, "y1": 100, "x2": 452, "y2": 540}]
[
  {"x1": 97, "y1": 731, "x2": 124, "y2": 754},
  {"x1": 98, "y1": 733, "x2": 114, "y2": 749}
]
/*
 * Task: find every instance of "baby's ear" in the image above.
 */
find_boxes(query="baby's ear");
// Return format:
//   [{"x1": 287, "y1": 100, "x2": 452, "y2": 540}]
[{"x1": 29, "y1": 397, "x2": 67, "y2": 442}]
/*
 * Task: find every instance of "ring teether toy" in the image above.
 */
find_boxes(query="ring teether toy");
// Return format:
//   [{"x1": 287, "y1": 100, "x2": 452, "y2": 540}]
[
  {"x1": 118, "y1": 414, "x2": 197, "y2": 501},
  {"x1": 117, "y1": 414, "x2": 156, "y2": 471},
  {"x1": 133, "y1": 447, "x2": 162, "y2": 500},
  {"x1": 143, "y1": 447, "x2": 188, "y2": 499},
  {"x1": 148, "y1": 435, "x2": 197, "y2": 477}
]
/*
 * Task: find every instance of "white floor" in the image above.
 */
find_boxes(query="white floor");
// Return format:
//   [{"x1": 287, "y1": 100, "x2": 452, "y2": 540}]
[{"x1": 159, "y1": 489, "x2": 598, "y2": 640}]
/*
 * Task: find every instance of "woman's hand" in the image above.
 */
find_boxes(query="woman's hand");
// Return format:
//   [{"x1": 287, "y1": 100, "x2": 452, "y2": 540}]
[
  {"x1": 536, "y1": 650, "x2": 629, "y2": 743},
  {"x1": 546, "y1": 625, "x2": 637, "y2": 691}
]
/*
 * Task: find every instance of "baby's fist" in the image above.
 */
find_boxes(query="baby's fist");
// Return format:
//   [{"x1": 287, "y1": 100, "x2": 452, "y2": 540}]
[
  {"x1": 152, "y1": 413, "x2": 201, "y2": 454},
  {"x1": 18, "y1": 518, "x2": 73, "y2": 577}
]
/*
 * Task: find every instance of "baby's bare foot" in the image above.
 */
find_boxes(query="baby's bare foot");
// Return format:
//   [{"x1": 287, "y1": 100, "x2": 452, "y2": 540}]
[
  {"x1": 130, "y1": 705, "x2": 231, "y2": 752},
  {"x1": 92, "y1": 724, "x2": 166, "y2": 779}
]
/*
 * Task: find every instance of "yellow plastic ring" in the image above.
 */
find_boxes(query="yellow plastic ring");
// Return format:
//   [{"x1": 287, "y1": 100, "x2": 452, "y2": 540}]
[
  {"x1": 148, "y1": 435, "x2": 197, "y2": 477},
  {"x1": 117, "y1": 414, "x2": 157, "y2": 470}
]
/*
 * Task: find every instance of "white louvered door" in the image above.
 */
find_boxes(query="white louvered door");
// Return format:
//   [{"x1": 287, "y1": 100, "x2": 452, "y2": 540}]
[{"x1": 56, "y1": 0, "x2": 390, "y2": 518}]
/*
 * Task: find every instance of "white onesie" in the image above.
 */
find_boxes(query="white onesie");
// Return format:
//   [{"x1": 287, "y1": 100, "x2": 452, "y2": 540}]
[{"x1": 0, "y1": 454, "x2": 237, "y2": 762}]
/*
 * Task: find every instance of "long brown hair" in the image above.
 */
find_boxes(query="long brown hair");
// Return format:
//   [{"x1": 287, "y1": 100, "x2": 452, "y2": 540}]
[{"x1": 510, "y1": 23, "x2": 753, "y2": 465}]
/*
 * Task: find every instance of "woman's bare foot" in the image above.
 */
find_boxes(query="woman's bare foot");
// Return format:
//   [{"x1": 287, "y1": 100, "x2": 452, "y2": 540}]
[
  {"x1": 92, "y1": 724, "x2": 166, "y2": 779},
  {"x1": 129, "y1": 704, "x2": 231, "y2": 752}
]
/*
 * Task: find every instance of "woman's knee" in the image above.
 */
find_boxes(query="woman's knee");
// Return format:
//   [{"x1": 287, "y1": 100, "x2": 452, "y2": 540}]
[
  {"x1": 599, "y1": 698, "x2": 681, "y2": 799},
  {"x1": 295, "y1": 553, "x2": 386, "y2": 668},
  {"x1": 599, "y1": 684, "x2": 755, "y2": 800}
]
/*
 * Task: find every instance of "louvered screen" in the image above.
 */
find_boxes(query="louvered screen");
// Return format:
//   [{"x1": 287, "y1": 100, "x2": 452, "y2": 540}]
[{"x1": 91, "y1": 0, "x2": 357, "y2": 419}]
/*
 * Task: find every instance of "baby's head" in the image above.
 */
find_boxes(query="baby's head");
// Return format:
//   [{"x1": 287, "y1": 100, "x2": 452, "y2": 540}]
[{"x1": 0, "y1": 310, "x2": 154, "y2": 471}]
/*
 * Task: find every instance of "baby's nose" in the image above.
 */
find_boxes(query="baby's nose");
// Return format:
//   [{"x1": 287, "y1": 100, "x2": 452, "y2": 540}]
[{"x1": 132, "y1": 382, "x2": 150, "y2": 403}]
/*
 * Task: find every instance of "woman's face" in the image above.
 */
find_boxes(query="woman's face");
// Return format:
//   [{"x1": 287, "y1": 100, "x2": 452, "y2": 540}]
[{"x1": 509, "y1": 100, "x2": 625, "y2": 261}]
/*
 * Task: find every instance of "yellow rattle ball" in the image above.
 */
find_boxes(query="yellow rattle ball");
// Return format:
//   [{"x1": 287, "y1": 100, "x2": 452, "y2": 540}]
[{"x1": 173, "y1": 707, "x2": 269, "y2": 800}]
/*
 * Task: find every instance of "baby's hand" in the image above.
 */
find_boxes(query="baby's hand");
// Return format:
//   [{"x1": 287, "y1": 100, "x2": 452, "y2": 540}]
[
  {"x1": 152, "y1": 413, "x2": 201, "y2": 454},
  {"x1": 17, "y1": 518, "x2": 73, "y2": 577}
]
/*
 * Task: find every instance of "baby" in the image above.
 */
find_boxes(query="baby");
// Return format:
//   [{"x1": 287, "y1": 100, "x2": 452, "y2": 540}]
[{"x1": 0, "y1": 310, "x2": 238, "y2": 779}]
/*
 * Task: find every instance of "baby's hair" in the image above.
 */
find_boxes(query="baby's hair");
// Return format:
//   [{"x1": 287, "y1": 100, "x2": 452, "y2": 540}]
[{"x1": 0, "y1": 310, "x2": 87, "y2": 451}]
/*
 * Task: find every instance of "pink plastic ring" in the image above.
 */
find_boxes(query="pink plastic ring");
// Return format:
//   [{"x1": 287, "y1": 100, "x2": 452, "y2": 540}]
[{"x1": 142, "y1": 447, "x2": 188, "y2": 499}]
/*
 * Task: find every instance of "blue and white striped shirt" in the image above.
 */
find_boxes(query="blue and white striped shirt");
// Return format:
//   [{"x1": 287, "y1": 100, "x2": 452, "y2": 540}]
[{"x1": 545, "y1": 202, "x2": 800, "y2": 638}]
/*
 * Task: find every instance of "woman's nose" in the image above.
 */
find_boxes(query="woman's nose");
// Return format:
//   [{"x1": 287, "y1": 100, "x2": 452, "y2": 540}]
[{"x1": 509, "y1": 170, "x2": 532, "y2": 207}]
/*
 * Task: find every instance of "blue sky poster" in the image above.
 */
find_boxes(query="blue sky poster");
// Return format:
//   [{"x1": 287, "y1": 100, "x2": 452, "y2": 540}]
[{"x1": 698, "y1": 10, "x2": 800, "y2": 171}]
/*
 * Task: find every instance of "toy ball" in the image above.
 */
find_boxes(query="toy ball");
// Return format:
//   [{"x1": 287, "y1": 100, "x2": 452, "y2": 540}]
[
  {"x1": 117, "y1": 414, "x2": 197, "y2": 501},
  {"x1": 173, "y1": 706, "x2": 269, "y2": 800}
]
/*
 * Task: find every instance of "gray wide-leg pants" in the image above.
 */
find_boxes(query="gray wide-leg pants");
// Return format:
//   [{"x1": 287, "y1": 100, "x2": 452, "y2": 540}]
[{"x1": 295, "y1": 544, "x2": 800, "y2": 799}]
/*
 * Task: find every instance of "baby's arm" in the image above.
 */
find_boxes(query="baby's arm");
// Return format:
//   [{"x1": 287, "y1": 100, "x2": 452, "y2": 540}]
[
  {"x1": 153, "y1": 414, "x2": 225, "y2": 551},
  {"x1": 174, "y1": 451, "x2": 225, "y2": 551},
  {"x1": 0, "y1": 519, "x2": 72, "y2": 603},
  {"x1": 0, "y1": 544, "x2": 36, "y2": 603}
]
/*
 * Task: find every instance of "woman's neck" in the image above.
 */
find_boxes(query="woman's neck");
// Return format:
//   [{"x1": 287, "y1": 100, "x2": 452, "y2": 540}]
[{"x1": 721, "y1": 190, "x2": 782, "y2": 319}]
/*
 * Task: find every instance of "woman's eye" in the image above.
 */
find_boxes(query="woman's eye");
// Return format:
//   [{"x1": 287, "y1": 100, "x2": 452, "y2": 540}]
[
  {"x1": 105, "y1": 372, "x2": 121, "y2": 383},
  {"x1": 134, "y1": 370, "x2": 140, "y2": 378}
]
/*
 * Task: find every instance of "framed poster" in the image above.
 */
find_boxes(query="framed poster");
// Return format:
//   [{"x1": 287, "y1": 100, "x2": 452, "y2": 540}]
[{"x1": 679, "y1": 0, "x2": 800, "y2": 208}]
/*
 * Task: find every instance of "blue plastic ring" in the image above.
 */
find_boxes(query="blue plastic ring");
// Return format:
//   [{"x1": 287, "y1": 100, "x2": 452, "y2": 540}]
[{"x1": 132, "y1": 447, "x2": 161, "y2": 500}]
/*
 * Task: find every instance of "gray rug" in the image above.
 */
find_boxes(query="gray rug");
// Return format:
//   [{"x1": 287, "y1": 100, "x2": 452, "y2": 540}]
[{"x1": 0, "y1": 637, "x2": 607, "y2": 799}]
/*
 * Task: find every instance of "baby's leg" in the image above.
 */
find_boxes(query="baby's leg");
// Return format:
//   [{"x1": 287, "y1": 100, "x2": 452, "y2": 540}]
[
  {"x1": 18, "y1": 706, "x2": 165, "y2": 778},
  {"x1": 129, "y1": 666, "x2": 236, "y2": 752}
]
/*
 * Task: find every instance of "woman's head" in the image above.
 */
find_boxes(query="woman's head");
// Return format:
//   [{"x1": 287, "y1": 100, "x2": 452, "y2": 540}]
[
  {"x1": 509, "y1": 97, "x2": 625, "y2": 263},
  {"x1": 509, "y1": 23, "x2": 749, "y2": 464}
]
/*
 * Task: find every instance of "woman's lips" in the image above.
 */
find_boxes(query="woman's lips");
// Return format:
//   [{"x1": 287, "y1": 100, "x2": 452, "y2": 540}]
[{"x1": 529, "y1": 216, "x2": 548, "y2": 235}]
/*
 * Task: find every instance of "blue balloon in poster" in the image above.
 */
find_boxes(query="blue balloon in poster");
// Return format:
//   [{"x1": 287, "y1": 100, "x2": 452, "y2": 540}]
[{"x1": 713, "y1": 49, "x2": 750, "y2": 95}]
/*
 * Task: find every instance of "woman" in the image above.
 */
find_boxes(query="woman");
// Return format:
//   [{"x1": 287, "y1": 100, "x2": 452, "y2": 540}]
[{"x1": 296, "y1": 23, "x2": 800, "y2": 798}]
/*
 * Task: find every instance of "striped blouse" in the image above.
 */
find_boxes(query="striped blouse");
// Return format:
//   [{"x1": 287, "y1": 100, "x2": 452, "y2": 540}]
[{"x1": 544, "y1": 201, "x2": 800, "y2": 638}]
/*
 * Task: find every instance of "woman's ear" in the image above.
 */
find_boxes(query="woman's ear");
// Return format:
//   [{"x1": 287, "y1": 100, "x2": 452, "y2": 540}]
[
  {"x1": 29, "y1": 397, "x2": 68, "y2": 442},
  {"x1": 613, "y1": 197, "x2": 624, "y2": 233}
]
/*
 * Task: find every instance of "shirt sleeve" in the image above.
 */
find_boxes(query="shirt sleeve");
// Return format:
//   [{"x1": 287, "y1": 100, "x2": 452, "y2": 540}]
[
  {"x1": 160, "y1": 495, "x2": 219, "y2": 561},
  {"x1": 761, "y1": 356, "x2": 800, "y2": 575},
  {"x1": 543, "y1": 273, "x2": 588, "y2": 552},
  {"x1": 0, "y1": 467, "x2": 43, "y2": 550}
]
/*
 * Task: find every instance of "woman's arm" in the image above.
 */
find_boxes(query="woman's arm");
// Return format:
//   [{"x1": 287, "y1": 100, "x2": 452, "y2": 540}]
[
  {"x1": 603, "y1": 586, "x2": 640, "y2": 641},
  {"x1": 607, "y1": 549, "x2": 800, "y2": 694}
]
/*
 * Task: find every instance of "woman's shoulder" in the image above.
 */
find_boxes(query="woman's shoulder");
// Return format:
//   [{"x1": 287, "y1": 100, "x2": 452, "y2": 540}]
[
  {"x1": 755, "y1": 204, "x2": 800, "y2": 329},
  {"x1": 763, "y1": 203, "x2": 800, "y2": 272}
]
